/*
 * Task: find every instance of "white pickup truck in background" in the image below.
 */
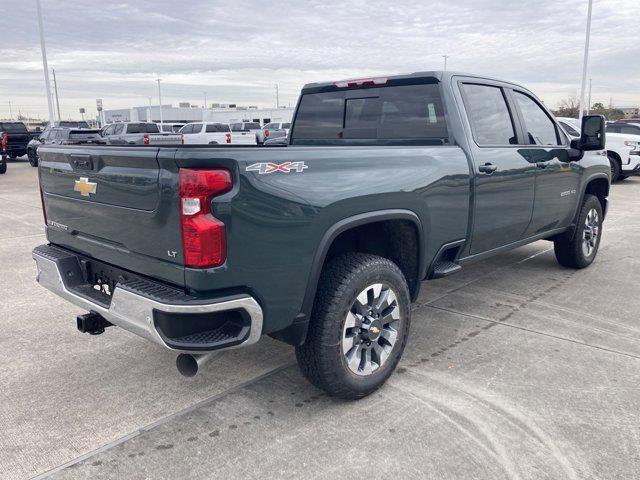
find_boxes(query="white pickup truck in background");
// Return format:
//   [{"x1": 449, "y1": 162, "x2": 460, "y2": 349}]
[
  {"x1": 101, "y1": 122, "x2": 182, "y2": 145},
  {"x1": 180, "y1": 122, "x2": 257, "y2": 145},
  {"x1": 557, "y1": 117, "x2": 640, "y2": 181}
]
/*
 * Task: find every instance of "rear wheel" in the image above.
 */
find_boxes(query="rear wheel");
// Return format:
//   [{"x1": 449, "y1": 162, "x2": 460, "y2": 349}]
[
  {"x1": 0, "y1": 159, "x2": 6, "y2": 174},
  {"x1": 27, "y1": 149, "x2": 38, "y2": 167},
  {"x1": 296, "y1": 253, "x2": 411, "y2": 399},
  {"x1": 608, "y1": 153, "x2": 621, "y2": 182},
  {"x1": 554, "y1": 194, "x2": 603, "y2": 268}
]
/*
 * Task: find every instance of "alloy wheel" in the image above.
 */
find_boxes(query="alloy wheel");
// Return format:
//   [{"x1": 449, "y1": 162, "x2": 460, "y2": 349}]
[
  {"x1": 341, "y1": 283, "x2": 401, "y2": 376},
  {"x1": 582, "y1": 208, "x2": 599, "y2": 257}
]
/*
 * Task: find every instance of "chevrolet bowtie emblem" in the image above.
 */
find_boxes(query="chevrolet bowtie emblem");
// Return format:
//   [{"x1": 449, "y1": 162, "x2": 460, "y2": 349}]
[
  {"x1": 370, "y1": 326, "x2": 380, "y2": 334},
  {"x1": 74, "y1": 177, "x2": 97, "y2": 197}
]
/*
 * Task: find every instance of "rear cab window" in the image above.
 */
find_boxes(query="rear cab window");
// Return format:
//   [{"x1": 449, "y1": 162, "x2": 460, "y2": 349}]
[
  {"x1": 206, "y1": 123, "x2": 230, "y2": 133},
  {"x1": 291, "y1": 81, "x2": 448, "y2": 146},
  {"x1": 0, "y1": 122, "x2": 28, "y2": 133}
]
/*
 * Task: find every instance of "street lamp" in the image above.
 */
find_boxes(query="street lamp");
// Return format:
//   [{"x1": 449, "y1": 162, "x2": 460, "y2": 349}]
[
  {"x1": 157, "y1": 78, "x2": 163, "y2": 126},
  {"x1": 442, "y1": 55, "x2": 450, "y2": 71},
  {"x1": 578, "y1": 0, "x2": 593, "y2": 122},
  {"x1": 35, "y1": 0, "x2": 55, "y2": 124}
]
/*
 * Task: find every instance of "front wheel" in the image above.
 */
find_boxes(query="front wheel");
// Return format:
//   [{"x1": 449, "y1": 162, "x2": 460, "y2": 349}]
[
  {"x1": 554, "y1": 194, "x2": 603, "y2": 268},
  {"x1": 296, "y1": 253, "x2": 411, "y2": 399}
]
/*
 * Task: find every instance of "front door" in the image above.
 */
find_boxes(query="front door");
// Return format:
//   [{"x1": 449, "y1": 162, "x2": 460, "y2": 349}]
[
  {"x1": 459, "y1": 81, "x2": 536, "y2": 254},
  {"x1": 511, "y1": 90, "x2": 581, "y2": 235}
]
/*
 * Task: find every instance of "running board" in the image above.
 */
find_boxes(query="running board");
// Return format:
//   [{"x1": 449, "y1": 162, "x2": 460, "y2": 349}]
[{"x1": 431, "y1": 259, "x2": 462, "y2": 279}]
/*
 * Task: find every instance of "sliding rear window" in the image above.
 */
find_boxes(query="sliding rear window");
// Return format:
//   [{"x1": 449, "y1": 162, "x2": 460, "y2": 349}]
[{"x1": 291, "y1": 83, "x2": 448, "y2": 146}]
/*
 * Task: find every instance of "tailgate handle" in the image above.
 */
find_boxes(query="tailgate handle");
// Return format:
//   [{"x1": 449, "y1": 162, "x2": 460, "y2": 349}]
[{"x1": 70, "y1": 154, "x2": 93, "y2": 171}]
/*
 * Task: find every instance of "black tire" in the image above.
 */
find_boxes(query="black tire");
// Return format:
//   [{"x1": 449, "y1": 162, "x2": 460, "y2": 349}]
[
  {"x1": 9, "y1": 154, "x2": 17, "y2": 160},
  {"x1": 618, "y1": 175, "x2": 628, "y2": 181},
  {"x1": 554, "y1": 194, "x2": 603, "y2": 269},
  {"x1": 295, "y1": 253, "x2": 411, "y2": 399},
  {"x1": 27, "y1": 149, "x2": 38, "y2": 167},
  {"x1": 608, "y1": 153, "x2": 621, "y2": 182},
  {"x1": 0, "y1": 160, "x2": 6, "y2": 174}
]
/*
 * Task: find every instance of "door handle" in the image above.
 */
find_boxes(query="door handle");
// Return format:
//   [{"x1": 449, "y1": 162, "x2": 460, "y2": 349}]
[
  {"x1": 536, "y1": 162, "x2": 547, "y2": 169},
  {"x1": 478, "y1": 163, "x2": 498, "y2": 174}
]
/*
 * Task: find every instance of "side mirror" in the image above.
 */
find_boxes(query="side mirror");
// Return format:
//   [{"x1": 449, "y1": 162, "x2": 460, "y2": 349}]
[{"x1": 576, "y1": 115, "x2": 606, "y2": 151}]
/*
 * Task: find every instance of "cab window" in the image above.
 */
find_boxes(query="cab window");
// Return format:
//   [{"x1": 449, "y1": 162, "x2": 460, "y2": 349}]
[{"x1": 513, "y1": 91, "x2": 560, "y2": 145}]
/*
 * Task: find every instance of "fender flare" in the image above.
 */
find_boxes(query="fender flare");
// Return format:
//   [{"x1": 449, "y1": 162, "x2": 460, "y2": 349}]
[
  {"x1": 563, "y1": 173, "x2": 610, "y2": 242},
  {"x1": 300, "y1": 209, "x2": 424, "y2": 319}
]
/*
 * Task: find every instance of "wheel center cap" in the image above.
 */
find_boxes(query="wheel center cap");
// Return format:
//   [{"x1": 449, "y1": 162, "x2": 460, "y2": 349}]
[{"x1": 363, "y1": 319, "x2": 382, "y2": 341}]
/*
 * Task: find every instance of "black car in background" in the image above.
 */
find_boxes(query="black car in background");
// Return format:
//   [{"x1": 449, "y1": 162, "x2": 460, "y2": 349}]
[{"x1": 27, "y1": 127, "x2": 103, "y2": 167}]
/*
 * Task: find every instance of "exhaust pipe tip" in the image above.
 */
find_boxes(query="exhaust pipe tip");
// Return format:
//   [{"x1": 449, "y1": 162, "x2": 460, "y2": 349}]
[
  {"x1": 176, "y1": 354, "x2": 199, "y2": 377},
  {"x1": 176, "y1": 352, "x2": 219, "y2": 377}
]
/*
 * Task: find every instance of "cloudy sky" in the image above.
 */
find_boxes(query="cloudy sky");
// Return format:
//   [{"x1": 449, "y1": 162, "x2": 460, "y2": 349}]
[{"x1": 0, "y1": 0, "x2": 638, "y2": 120}]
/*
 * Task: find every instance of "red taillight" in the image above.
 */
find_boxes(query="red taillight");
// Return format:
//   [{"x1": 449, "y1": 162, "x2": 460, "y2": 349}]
[
  {"x1": 334, "y1": 77, "x2": 388, "y2": 88},
  {"x1": 1, "y1": 133, "x2": 7, "y2": 152},
  {"x1": 264, "y1": 130, "x2": 270, "y2": 138},
  {"x1": 143, "y1": 134, "x2": 150, "y2": 145},
  {"x1": 225, "y1": 133, "x2": 231, "y2": 144},
  {"x1": 179, "y1": 168, "x2": 232, "y2": 268}
]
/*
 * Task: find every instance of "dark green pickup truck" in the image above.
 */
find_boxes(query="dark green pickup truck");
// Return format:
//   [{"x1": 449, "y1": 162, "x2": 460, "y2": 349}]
[{"x1": 33, "y1": 71, "x2": 610, "y2": 398}]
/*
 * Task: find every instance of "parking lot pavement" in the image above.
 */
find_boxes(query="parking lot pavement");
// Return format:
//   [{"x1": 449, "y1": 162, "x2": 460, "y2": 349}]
[{"x1": 2, "y1": 160, "x2": 640, "y2": 479}]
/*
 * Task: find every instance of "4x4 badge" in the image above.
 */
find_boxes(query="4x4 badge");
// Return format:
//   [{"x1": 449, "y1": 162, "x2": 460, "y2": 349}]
[{"x1": 246, "y1": 162, "x2": 308, "y2": 174}]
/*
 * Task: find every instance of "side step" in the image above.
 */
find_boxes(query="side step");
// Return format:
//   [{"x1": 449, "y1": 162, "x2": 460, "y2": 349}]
[{"x1": 431, "y1": 259, "x2": 462, "y2": 279}]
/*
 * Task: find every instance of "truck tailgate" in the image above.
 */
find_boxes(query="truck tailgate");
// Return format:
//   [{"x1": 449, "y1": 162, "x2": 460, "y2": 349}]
[{"x1": 38, "y1": 145, "x2": 185, "y2": 286}]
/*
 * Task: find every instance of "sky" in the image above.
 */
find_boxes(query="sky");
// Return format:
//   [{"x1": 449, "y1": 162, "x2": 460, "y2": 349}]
[{"x1": 0, "y1": 0, "x2": 638, "y2": 120}]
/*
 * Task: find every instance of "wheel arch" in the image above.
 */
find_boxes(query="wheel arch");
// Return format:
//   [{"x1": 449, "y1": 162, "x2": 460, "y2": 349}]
[
  {"x1": 270, "y1": 210, "x2": 424, "y2": 347},
  {"x1": 558, "y1": 174, "x2": 609, "y2": 243}
]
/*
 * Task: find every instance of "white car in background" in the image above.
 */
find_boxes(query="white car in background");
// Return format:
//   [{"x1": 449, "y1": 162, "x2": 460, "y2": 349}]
[
  {"x1": 255, "y1": 122, "x2": 291, "y2": 144},
  {"x1": 180, "y1": 122, "x2": 257, "y2": 145},
  {"x1": 556, "y1": 117, "x2": 640, "y2": 181}
]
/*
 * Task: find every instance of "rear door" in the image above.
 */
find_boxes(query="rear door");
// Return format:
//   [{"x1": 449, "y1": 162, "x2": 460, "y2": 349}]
[
  {"x1": 458, "y1": 80, "x2": 536, "y2": 254},
  {"x1": 512, "y1": 90, "x2": 581, "y2": 236}
]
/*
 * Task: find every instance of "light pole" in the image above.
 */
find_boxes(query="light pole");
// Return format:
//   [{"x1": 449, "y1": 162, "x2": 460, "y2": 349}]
[
  {"x1": 204, "y1": 92, "x2": 207, "y2": 109},
  {"x1": 578, "y1": 0, "x2": 593, "y2": 122},
  {"x1": 275, "y1": 84, "x2": 279, "y2": 109},
  {"x1": 587, "y1": 78, "x2": 592, "y2": 114},
  {"x1": 35, "y1": 0, "x2": 55, "y2": 124},
  {"x1": 52, "y1": 68, "x2": 61, "y2": 121},
  {"x1": 442, "y1": 55, "x2": 450, "y2": 71},
  {"x1": 156, "y1": 78, "x2": 163, "y2": 126}
]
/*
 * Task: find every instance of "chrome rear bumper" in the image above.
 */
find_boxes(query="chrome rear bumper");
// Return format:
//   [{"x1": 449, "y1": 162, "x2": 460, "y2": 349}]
[{"x1": 33, "y1": 244, "x2": 263, "y2": 354}]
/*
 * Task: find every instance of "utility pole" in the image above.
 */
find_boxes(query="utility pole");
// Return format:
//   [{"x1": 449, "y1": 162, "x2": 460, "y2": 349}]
[
  {"x1": 8, "y1": 101, "x2": 13, "y2": 119},
  {"x1": 587, "y1": 78, "x2": 592, "y2": 114},
  {"x1": 442, "y1": 55, "x2": 450, "y2": 71},
  {"x1": 52, "y1": 68, "x2": 61, "y2": 121},
  {"x1": 156, "y1": 77, "x2": 163, "y2": 126},
  {"x1": 204, "y1": 92, "x2": 207, "y2": 109},
  {"x1": 147, "y1": 96, "x2": 152, "y2": 122},
  {"x1": 578, "y1": 0, "x2": 593, "y2": 122},
  {"x1": 275, "y1": 84, "x2": 279, "y2": 109},
  {"x1": 35, "y1": 0, "x2": 55, "y2": 125}
]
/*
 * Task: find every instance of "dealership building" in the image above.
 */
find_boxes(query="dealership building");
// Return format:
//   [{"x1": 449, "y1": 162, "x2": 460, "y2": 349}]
[{"x1": 103, "y1": 103, "x2": 294, "y2": 126}]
